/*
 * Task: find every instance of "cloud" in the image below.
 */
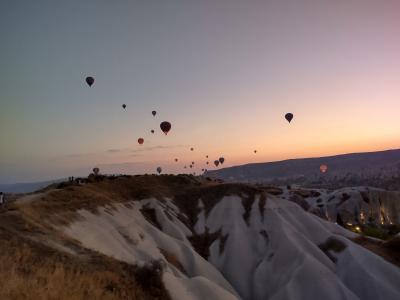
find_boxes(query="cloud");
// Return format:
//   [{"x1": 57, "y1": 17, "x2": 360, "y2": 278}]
[
  {"x1": 59, "y1": 152, "x2": 96, "y2": 159},
  {"x1": 106, "y1": 145, "x2": 188, "y2": 154},
  {"x1": 106, "y1": 149, "x2": 123, "y2": 153},
  {"x1": 130, "y1": 145, "x2": 188, "y2": 153}
]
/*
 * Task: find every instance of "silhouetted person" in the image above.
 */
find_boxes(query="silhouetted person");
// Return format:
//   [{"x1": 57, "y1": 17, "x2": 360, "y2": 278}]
[{"x1": 0, "y1": 192, "x2": 4, "y2": 207}]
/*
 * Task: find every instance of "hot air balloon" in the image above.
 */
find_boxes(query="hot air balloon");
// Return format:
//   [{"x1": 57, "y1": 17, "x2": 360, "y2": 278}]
[
  {"x1": 190, "y1": 165, "x2": 193, "y2": 168},
  {"x1": 254, "y1": 150, "x2": 257, "y2": 154},
  {"x1": 156, "y1": 167, "x2": 162, "y2": 174},
  {"x1": 201, "y1": 169, "x2": 204, "y2": 172},
  {"x1": 151, "y1": 129, "x2": 155, "y2": 134},
  {"x1": 122, "y1": 104, "x2": 126, "y2": 109},
  {"x1": 206, "y1": 161, "x2": 209, "y2": 165},
  {"x1": 206, "y1": 155, "x2": 208, "y2": 158},
  {"x1": 190, "y1": 147, "x2": 194, "y2": 151},
  {"x1": 285, "y1": 113, "x2": 294, "y2": 123},
  {"x1": 138, "y1": 138, "x2": 144, "y2": 145},
  {"x1": 320, "y1": 164, "x2": 328, "y2": 173},
  {"x1": 160, "y1": 121, "x2": 171, "y2": 135},
  {"x1": 85, "y1": 76, "x2": 94, "y2": 87},
  {"x1": 214, "y1": 160, "x2": 220, "y2": 167},
  {"x1": 92, "y1": 167, "x2": 99, "y2": 175},
  {"x1": 152, "y1": 111, "x2": 157, "y2": 117},
  {"x1": 184, "y1": 166, "x2": 187, "y2": 169},
  {"x1": 192, "y1": 161, "x2": 195, "y2": 165},
  {"x1": 219, "y1": 157, "x2": 225, "y2": 164},
  {"x1": 175, "y1": 158, "x2": 178, "y2": 162}
]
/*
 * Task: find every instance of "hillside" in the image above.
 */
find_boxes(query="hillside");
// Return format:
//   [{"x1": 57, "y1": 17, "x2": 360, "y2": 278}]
[
  {"x1": 1, "y1": 175, "x2": 400, "y2": 300},
  {"x1": 206, "y1": 149, "x2": 400, "y2": 190}
]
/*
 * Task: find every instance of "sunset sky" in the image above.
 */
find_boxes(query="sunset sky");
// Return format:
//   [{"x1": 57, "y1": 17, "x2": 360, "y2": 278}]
[{"x1": 1, "y1": 0, "x2": 400, "y2": 183}]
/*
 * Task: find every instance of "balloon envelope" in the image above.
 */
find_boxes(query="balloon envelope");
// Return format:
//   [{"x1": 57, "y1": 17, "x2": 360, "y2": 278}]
[
  {"x1": 254, "y1": 150, "x2": 257, "y2": 154},
  {"x1": 285, "y1": 113, "x2": 294, "y2": 123},
  {"x1": 152, "y1": 111, "x2": 157, "y2": 116},
  {"x1": 156, "y1": 167, "x2": 162, "y2": 174},
  {"x1": 138, "y1": 138, "x2": 144, "y2": 145},
  {"x1": 320, "y1": 164, "x2": 328, "y2": 173},
  {"x1": 214, "y1": 160, "x2": 220, "y2": 167},
  {"x1": 190, "y1": 148, "x2": 194, "y2": 151},
  {"x1": 160, "y1": 121, "x2": 171, "y2": 135},
  {"x1": 219, "y1": 157, "x2": 225, "y2": 164},
  {"x1": 85, "y1": 76, "x2": 94, "y2": 87},
  {"x1": 151, "y1": 129, "x2": 154, "y2": 134},
  {"x1": 175, "y1": 158, "x2": 178, "y2": 162},
  {"x1": 93, "y1": 167, "x2": 99, "y2": 175},
  {"x1": 122, "y1": 104, "x2": 126, "y2": 109}
]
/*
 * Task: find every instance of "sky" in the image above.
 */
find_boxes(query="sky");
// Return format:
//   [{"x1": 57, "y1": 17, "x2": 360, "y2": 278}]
[{"x1": 1, "y1": 0, "x2": 400, "y2": 183}]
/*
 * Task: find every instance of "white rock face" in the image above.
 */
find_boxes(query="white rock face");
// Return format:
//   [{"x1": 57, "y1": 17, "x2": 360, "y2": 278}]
[
  {"x1": 63, "y1": 194, "x2": 400, "y2": 300},
  {"x1": 282, "y1": 186, "x2": 400, "y2": 225}
]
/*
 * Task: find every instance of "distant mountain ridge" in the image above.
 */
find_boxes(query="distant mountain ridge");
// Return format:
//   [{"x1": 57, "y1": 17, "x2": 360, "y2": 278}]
[
  {"x1": 206, "y1": 149, "x2": 400, "y2": 189},
  {"x1": 0, "y1": 179, "x2": 64, "y2": 193}
]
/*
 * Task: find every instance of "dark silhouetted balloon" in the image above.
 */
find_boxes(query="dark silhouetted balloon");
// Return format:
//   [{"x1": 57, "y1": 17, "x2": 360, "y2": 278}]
[
  {"x1": 160, "y1": 121, "x2": 171, "y2": 135},
  {"x1": 190, "y1": 165, "x2": 193, "y2": 168},
  {"x1": 175, "y1": 158, "x2": 178, "y2": 162},
  {"x1": 122, "y1": 104, "x2": 126, "y2": 109},
  {"x1": 85, "y1": 76, "x2": 94, "y2": 87},
  {"x1": 152, "y1": 111, "x2": 157, "y2": 117},
  {"x1": 214, "y1": 160, "x2": 219, "y2": 167},
  {"x1": 184, "y1": 166, "x2": 187, "y2": 169},
  {"x1": 201, "y1": 169, "x2": 204, "y2": 172},
  {"x1": 206, "y1": 161, "x2": 209, "y2": 165},
  {"x1": 206, "y1": 155, "x2": 208, "y2": 158},
  {"x1": 93, "y1": 167, "x2": 99, "y2": 175},
  {"x1": 254, "y1": 150, "x2": 257, "y2": 154},
  {"x1": 219, "y1": 157, "x2": 225, "y2": 164},
  {"x1": 285, "y1": 113, "x2": 294, "y2": 123},
  {"x1": 151, "y1": 129, "x2": 155, "y2": 134},
  {"x1": 320, "y1": 164, "x2": 328, "y2": 173},
  {"x1": 138, "y1": 138, "x2": 144, "y2": 145},
  {"x1": 157, "y1": 167, "x2": 162, "y2": 174},
  {"x1": 192, "y1": 161, "x2": 194, "y2": 165},
  {"x1": 190, "y1": 147, "x2": 194, "y2": 151}
]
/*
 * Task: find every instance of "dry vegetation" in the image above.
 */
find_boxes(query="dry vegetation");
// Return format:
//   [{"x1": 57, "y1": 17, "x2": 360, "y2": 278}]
[
  {"x1": 352, "y1": 236, "x2": 400, "y2": 268},
  {"x1": 0, "y1": 216, "x2": 171, "y2": 300},
  {"x1": 318, "y1": 237, "x2": 347, "y2": 263}
]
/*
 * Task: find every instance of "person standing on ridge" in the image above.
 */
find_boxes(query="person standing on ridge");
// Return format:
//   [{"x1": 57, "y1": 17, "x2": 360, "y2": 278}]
[{"x1": 0, "y1": 192, "x2": 4, "y2": 207}]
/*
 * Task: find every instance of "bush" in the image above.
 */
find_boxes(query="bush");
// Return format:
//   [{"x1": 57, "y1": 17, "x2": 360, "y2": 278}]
[{"x1": 362, "y1": 226, "x2": 390, "y2": 240}]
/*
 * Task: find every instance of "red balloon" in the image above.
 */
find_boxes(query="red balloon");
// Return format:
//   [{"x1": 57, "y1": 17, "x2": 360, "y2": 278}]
[
  {"x1": 320, "y1": 164, "x2": 328, "y2": 173},
  {"x1": 138, "y1": 138, "x2": 144, "y2": 145}
]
